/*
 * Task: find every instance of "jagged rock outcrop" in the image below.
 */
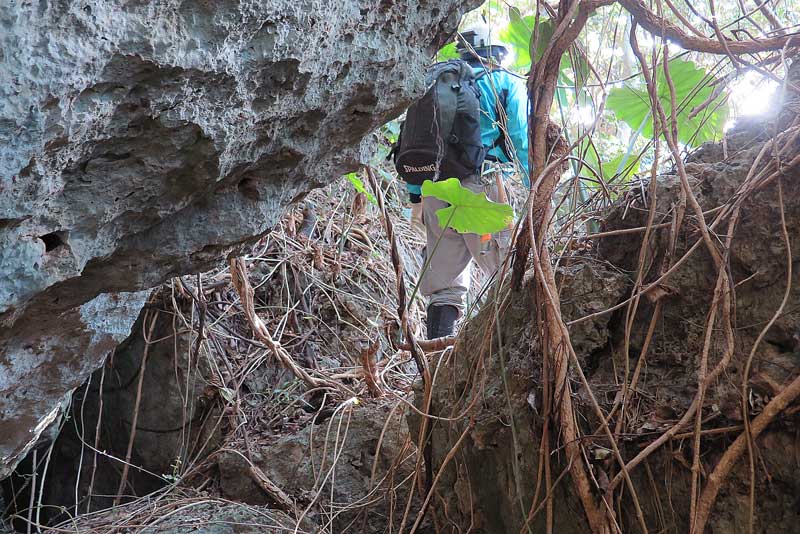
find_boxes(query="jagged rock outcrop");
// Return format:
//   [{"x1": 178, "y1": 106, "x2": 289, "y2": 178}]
[
  {"x1": 413, "y1": 115, "x2": 800, "y2": 533},
  {"x1": 0, "y1": 0, "x2": 479, "y2": 477}
]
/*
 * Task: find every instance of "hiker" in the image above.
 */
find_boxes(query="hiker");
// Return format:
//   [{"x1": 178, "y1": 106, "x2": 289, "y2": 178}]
[{"x1": 396, "y1": 23, "x2": 530, "y2": 339}]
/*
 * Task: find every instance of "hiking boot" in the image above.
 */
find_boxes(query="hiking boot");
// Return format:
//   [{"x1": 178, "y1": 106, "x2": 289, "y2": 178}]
[{"x1": 426, "y1": 304, "x2": 459, "y2": 339}]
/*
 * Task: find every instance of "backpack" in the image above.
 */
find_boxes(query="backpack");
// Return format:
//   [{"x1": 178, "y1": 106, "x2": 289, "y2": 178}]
[{"x1": 393, "y1": 60, "x2": 486, "y2": 186}]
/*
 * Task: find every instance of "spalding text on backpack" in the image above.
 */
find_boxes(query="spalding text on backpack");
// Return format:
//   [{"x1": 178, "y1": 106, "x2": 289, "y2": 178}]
[{"x1": 393, "y1": 60, "x2": 485, "y2": 186}]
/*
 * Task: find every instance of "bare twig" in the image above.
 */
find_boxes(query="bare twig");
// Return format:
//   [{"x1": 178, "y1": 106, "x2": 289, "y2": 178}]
[
  {"x1": 618, "y1": 0, "x2": 799, "y2": 53},
  {"x1": 114, "y1": 310, "x2": 160, "y2": 507},
  {"x1": 692, "y1": 371, "x2": 800, "y2": 534},
  {"x1": 248, "y1": 463, "x2": 295, "y2": 512},
  {"x1": 229, "y1": 256, "x2": 337, "y2": 391}
]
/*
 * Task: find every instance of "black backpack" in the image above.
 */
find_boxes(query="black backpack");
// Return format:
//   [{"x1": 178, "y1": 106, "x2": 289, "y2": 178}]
[{"x1": 393, "y1": 60, "x2": 486, "y2": 186}]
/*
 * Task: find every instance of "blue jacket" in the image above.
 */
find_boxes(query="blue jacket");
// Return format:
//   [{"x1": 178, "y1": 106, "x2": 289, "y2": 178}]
[{"x1": 407, "y1": 63, "x2": 530, "y2": 197}]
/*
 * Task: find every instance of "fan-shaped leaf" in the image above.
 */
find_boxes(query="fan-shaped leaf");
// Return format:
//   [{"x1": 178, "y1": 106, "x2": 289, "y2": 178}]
[{"x1": 421, "y1": 178, "x2": 513, "y2": 234}]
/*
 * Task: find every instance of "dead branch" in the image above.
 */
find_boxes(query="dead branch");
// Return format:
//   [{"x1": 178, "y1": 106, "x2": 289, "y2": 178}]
[
  {"x1": 692, "y1": 371, "x2": 800, "y2": 534},
  {"x1": 365, "y1": 166, "x2": 435, "y2": 533},
  {"x1": 248, "y1": 463, "x2": 295, "y2": 512},
  {"x1": 515, "y1": 2, "x2": 638, "y2": 531},
  {"x1": 360, "y1": 341, "x2": 384, "y2": 397}
]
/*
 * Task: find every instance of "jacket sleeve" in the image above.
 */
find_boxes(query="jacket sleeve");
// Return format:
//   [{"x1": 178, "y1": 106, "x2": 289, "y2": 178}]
[{"x1": 503, "y1": 74, "x2": 531, "y2": 187}]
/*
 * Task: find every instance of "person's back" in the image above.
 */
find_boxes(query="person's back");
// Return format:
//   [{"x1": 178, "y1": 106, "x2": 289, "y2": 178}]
[
  {"x1": 470, "y1": 64, "x2": 530, "y2": 184},
  {"x1": 407, "y1": 23, "x2": 531, "y2": 339}
]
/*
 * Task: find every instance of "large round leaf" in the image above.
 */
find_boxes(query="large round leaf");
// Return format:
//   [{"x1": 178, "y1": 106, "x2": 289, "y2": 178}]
[
  {"x1": 606, "y1": 59, "x2": 728, "y2": 146},
  {"x1": 436, "y1": 42, "x2": 460, "y2": 61},
  {"x1": 499, "y1": 8, "x2": 555, "y2": 71}
]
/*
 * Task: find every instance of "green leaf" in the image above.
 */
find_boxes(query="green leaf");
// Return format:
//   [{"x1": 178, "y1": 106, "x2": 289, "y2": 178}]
[
  {"x1": 371, "y1": 143, "x2": 390, "y2": 166},
  {"x1": 381, "y1": 119, "x2": 401, "y2": 144},
  {"x1": 577, "y1": 141, "x2": 601, "y2": 180},
  {"x1": 421, "y1": 178, "x2": 513, "y2": 234},
  {"x1": 601, "y1": 153, "x2": 638, "y2": 182},
  {"x1": 498, "y1": 8, "x2": 588, "y2": 89},
  {"x1": 560, "y1": 49, "x2": 590, "y2": 92},
  {"x1": 219, "y1": 387, "x2": 235, "y2": 403},
  {"x1": 499, "y1": 8, "x2": 554, "y2": 70},
  {"x1": 344, "y1": 172, "x2": 377, "y2": 205},
  {"x1": 436, "y1": 42, "x2": 460, "y2": 62},
  {"x1": 577, "y1": 141, "x2": 639, "y2": 183},
  {"x1": 606, "y1": 59, "x2": 728, "y2": 146}
]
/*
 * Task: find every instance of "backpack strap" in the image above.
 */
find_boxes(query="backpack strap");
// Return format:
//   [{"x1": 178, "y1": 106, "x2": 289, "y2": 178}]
[
  {"x1": 387, "y1": 123, "x2": 403, "y2": 162},
  {"x1": 435, "y1": 61, "x2": 468, "y2": 145},
  {"x1": 473, "y1": 67, "x2": 514, "y2": 162},
  {"x1": 436, "y1": 82, "x2": 458, "y2": 145}
]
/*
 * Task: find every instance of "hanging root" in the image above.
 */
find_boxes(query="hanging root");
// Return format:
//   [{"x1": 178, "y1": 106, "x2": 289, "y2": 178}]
[
  {"x1": 692, "y1": 372, "x2": 800, "y2": 534},
  {"x1": 229, "y1": 256, "x2": 342, "y2": 393},
  {"x1": 365, "y1": 166, "x2": 435, "y2": 531}
]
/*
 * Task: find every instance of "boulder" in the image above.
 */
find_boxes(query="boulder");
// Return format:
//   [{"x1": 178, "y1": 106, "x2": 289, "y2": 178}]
[
  {"x1": 217, "y1": 401, "x2": 430, "y2": 533},
  {"x1": 0, "y1": 0, "x2": 478, "y2": 477}
]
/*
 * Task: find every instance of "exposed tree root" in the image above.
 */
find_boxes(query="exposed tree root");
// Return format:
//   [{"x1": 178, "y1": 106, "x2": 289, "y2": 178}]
[{"x1": 692, "y1": 371, "x2": 800, "y2": 534}]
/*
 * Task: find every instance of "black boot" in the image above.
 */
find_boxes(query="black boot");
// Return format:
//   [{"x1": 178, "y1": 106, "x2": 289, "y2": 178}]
[{"x1": 426, "y1": 305, "x2": 459, "y2": 339}]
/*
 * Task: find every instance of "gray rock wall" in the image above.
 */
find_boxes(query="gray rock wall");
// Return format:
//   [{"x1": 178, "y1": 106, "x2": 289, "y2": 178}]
[{"x1": 0, "y1": 0, "x2": 478, "y2": 478}]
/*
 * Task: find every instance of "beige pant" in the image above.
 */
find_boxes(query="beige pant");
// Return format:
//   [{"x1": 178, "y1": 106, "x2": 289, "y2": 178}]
[{"x1": 419, "y1": 174, "x2": 512, "y2": 310}]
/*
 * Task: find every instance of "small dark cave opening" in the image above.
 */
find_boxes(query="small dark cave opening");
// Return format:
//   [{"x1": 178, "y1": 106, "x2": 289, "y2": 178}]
[
  {"x1": 0, "y1": 337, "x2": 170, "y2": 531},
  {"x1": 38, "y1": 231, "x2": 68, "y2": 253}
]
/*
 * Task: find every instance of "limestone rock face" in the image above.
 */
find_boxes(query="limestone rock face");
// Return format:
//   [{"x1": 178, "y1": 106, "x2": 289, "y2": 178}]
[{"x1": 0, "y1": 0, "x2": 477, "y2": 477}]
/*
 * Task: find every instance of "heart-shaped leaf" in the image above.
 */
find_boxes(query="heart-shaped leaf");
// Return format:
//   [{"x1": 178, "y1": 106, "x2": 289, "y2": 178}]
[{"x1": 499, "y1": 8, "x2": 555, "y2": 70}]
